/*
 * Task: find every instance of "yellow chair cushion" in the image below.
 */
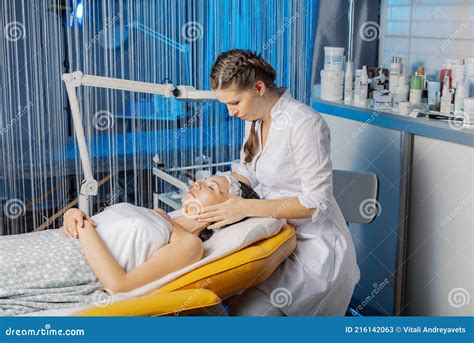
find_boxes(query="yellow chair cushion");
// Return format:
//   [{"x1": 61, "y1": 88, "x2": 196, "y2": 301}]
[
  {"x1": 75, "y1": 224, "x2": 296, "y2": 316},
  {"x1": 157, "y1": 224, "x2": 296, "y2": 299},
  {"x1": 76, "y1": 288, "x2": 221, "y2": 316}
]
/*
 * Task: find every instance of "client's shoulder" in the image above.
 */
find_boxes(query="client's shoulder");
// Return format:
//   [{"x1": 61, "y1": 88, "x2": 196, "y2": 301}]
[{"x1": 169, "y1": 226, "x2": 203, "y2": 259}]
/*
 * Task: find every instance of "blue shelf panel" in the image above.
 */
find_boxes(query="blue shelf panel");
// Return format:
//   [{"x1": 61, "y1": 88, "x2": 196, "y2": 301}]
[{"x1": 313, "y1": 98, "x2": 473, "y2": 147}]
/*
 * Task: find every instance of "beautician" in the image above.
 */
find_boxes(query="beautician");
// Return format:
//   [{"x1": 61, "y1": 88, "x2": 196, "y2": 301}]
[{"x1": 198, "y1": 49, "x2": 360, "y2": 316}]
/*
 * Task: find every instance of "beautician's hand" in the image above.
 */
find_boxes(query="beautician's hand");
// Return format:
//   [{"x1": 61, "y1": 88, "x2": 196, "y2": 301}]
[
  {"x1": 60, "y1": 208, "x2": 97, "y2": 239},
  {"x1": 197, "y1": 196, "x2": 247, "y2": 230}
]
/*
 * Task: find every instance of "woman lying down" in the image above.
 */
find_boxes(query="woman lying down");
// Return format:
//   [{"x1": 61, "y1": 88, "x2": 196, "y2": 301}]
[{"x1": 0, "y1": 175, "x2": 259, "y2": 316}]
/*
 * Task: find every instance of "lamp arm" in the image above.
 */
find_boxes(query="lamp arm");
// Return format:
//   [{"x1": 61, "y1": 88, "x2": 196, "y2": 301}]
[
  {"x1": 61, "y1": 71, "x2": 216, "y2": 215},
  {"x1": 61, "y1": 72, "x2": 98, "y2": 215}
]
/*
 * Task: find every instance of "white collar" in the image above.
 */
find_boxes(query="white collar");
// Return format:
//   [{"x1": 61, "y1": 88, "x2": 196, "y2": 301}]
[{"x1": 270, "y1": 87, "x2": 292, "y2": 119}]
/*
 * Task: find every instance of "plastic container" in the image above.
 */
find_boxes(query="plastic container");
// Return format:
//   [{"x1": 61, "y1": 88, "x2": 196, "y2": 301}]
[
  {"x1": 373, "y1": 90, "x2": 392, "y2": 111},
  {"x1": 428, "y1": 81, "x2": 440, "y2": 111},
  {"x1": 454, "y1": 79, "x2": 469, "y2": 116},
  {"x1": 466, "y1": 57, "x2": 474, "y2": 78},
  {"x1": 464, "y1": 98, "x2": 474, "y2": 123},
  {"x1": 393, "y1": 84, "x2": 409, "y2": 111},
  {"x1": 440, "y1": 87, "x2": 453, "y2": 114},
  {"x1": 389, "y1": 61, "x2": 401, "y2": 93},
  {"x1": 411, "y1": 75, "x2": 423, "y2": 90},
  {"x1": 358, "y1": 66, "x2": 368, "y2": 107},
  {"x1": 464, "y1": 98, "x2": 474, "y2": 112},
  {"x1": 468, "y1": 78, "x2": 474, "y2": 97},
  {"x1": 451, "y1": 64, "x2": 465, "y2": 89},
  {"x1": 321, "y1": 69, "x2": 343, "y2": 101},
  {"x1": 398, "y1": 101, "x2": 410, "y2": 115},
  {"x1": 467, "y1": 57, "x2": 474, "y2": 97},
  {"x1": 446, "y1": 58, "x2": 464, "y2": 69},
  {"x1": 410, "y1": 89, "x2": 422, "y2": 106},
  {"x1": 439, "y1": 69, "x2": 452, "y2": 89},
  {"x1": 324, "y1": 47, "x2": 345, "y2": 71},
  {"x1": 353, "y1": 69, "x2": 362, "y2": 105},
  {"x1": 409, "y1": 75, "x2": 423, "y2": 106},
  {"x1": 398, "y1": 74, "x2": 407, "y2": 86},
  {"x1": 344, "y1": 61, "x2": 353, "y2": 105}
]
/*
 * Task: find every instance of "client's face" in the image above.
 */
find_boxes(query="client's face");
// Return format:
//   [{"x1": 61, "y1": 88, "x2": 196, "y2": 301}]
[{"x1": 182, "y1": 176, "x2": 230, "y2": 216}]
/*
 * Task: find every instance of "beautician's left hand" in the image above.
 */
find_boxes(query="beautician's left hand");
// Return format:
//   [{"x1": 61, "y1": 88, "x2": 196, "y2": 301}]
[{"x1": 198, "y1": 196, "x2": 248, "y2": 230}]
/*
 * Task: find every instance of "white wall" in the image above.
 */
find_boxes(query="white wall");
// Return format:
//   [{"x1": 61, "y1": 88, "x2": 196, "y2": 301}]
[
  {"x1": 380, "y1": 0, "x2": 474, "y2": 77},
  {"x1": 405, "y1": 137, "x2": 473, "y2": 316}
]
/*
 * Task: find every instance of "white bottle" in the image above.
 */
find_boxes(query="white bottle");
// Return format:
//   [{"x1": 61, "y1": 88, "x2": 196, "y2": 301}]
[
  {"x1": 454, "y1": 78, "x2": 469, "y2": 116},
  {"x1": 344, "y1": 61, "x2": 353, "y2": 105},
  {"x1": 440, "y1": 76, "x2": 453, "y2": 114},
  {"x1": 354, "y1": 69, "x2": 362, "y2": 105},
  {"x1": 398, "y1": 74, "x2": 407, "y2": 87},
  {"x1": 359, "y1": 66, "x2": 368, "y2": 107},
  {"x1": 389, "y1": 57, "x2": 402, "y2": 93},
  {"x1": 393, "y1": 84, "x2": 409, "y2": 111}
]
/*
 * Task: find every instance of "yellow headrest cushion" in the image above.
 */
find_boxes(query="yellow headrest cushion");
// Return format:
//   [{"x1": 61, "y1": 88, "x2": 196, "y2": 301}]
[
  {"x1": 77, "y1": 288, "x2": 221, "y2": 316},
  {"x1": 157, "y1": 224, "x2": 296, "y2": 298},
  {"x1": 75, "y1": 224, "x2": 295, "y2": 316}
]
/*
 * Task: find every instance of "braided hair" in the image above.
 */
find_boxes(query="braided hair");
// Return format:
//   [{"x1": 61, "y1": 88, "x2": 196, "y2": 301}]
[
  {"x1": 210, "y1": 49, "x2": 277, "y2": 163},
  {"x1": 210, "y1": 49, "x2": 276, "y2": 91}
]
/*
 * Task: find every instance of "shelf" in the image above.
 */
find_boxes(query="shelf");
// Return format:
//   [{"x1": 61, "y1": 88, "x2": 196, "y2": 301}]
[{"x1": 312, "y1": 98, "x2": 473, "y2": 147}]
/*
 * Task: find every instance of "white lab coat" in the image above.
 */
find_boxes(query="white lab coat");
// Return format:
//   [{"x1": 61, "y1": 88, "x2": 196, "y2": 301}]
[{"x1": 232, "y1": 89, "x2": 360, "y2": 316}]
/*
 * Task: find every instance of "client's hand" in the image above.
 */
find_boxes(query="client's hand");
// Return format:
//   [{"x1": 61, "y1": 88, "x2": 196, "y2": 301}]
[
  {"x1": 60, "y1": 208, "x2": 97, "y2": 239},
  {"x1": 197, "y1": 196, "x2": 247, "y2": 230}
]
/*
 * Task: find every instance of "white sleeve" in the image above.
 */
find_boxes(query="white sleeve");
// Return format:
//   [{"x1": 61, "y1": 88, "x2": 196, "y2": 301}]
[
  {"x1": 292, "y1": 113, "x2": 334, "y2": 225},
  {"x1": 232, "y1": 121, "x2": 258, "y2": 188}
]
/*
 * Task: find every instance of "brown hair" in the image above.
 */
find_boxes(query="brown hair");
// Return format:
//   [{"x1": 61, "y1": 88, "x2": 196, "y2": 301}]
[
  {"x1": 210, "y1": 49, "x2": 276, "y2": 163},
  {"x1": 198, "y1": 181, "x2": 260, "y2": 242}
]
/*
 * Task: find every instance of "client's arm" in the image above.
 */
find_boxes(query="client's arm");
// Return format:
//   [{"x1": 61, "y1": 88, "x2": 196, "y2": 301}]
[{"x1": 78, "y1": 222, "x2": 203, "y2": 295}]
